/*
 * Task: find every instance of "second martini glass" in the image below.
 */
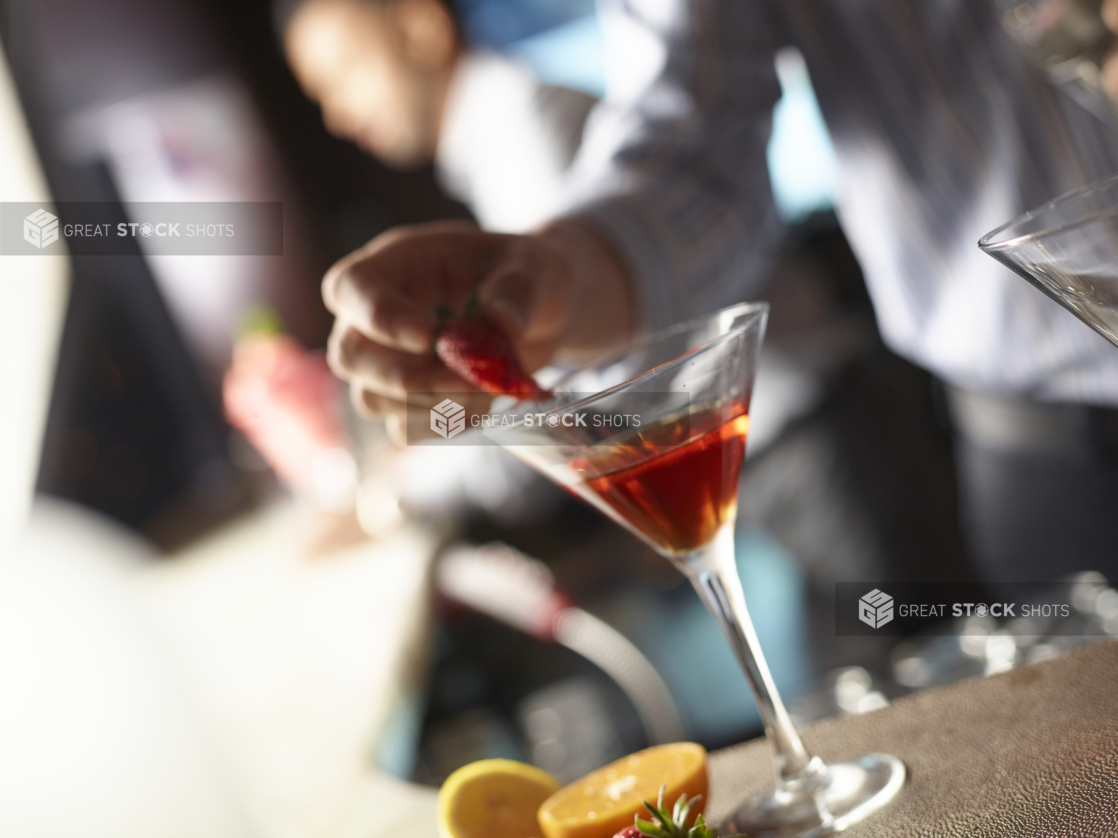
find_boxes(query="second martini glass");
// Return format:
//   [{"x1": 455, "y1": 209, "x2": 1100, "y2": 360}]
[
  {"x1": 483, "y1": 302, "x2": 904, "y2": 837},
  {"x1": 979, "y1": 171, "x2": 1118, "y2": 348}
]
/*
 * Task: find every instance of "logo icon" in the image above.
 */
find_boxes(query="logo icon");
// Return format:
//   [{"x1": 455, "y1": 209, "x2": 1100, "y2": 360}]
[
  {"x1": 23, "y1": 209, "x2": 59, "y2": 249},
  {"x1": 858, "y1": 589, "x2": 894, "y2": 629},
  {"x1": 430, "y1": 398, "x2": 466, "y2": 439}
]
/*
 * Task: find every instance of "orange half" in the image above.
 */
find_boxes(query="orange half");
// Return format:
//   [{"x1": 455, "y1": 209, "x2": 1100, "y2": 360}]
[{"x1": 538, "y1": 743, "x2": 708, "y2": 838}]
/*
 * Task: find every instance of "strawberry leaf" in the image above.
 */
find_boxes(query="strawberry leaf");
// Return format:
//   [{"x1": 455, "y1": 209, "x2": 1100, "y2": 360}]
[
  {"x1": 630, "y1": 787, "x2": 748, "y2": 838},
  {"x1": 238, "y1": 305, "x2": 285, "y2": 339},
  {"x1": 462, "y1": 290, "x2": 481, "y2": 317}
]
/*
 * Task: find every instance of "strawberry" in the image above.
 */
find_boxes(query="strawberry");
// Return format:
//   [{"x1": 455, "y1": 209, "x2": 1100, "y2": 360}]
[
  {"x1": 433, "y1": 292, "x2": 551, "y2": 401},
  {"x1": 613, "y1": 827, "x2": 644, "y2": 838},
  {"x1": 223, "y1": 325, "x2": 345, "y2": 489}
]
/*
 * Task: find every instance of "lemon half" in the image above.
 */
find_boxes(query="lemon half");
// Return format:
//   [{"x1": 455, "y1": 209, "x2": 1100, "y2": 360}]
[{"x1": 437, "y1": 758, "x2": 561, "y2": 838}]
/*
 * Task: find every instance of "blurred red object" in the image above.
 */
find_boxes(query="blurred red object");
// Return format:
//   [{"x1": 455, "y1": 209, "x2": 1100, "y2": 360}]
[{"x1": 223, "y1": 332, "x2": 345, "y2": 489}]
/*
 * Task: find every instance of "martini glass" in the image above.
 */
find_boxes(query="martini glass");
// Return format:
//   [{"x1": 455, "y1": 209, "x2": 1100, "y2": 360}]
[
  {"x1": 979, "y1": 172, "x2": 1118, "y2": 347},
  {"x1": 483, "y1": 302, "x2": 905, "y2": 837}
]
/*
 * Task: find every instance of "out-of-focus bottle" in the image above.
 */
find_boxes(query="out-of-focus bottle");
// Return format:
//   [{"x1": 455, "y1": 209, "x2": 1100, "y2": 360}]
[{"x1": 997, "y1": 0, "x2": 1118, "y2": 122}]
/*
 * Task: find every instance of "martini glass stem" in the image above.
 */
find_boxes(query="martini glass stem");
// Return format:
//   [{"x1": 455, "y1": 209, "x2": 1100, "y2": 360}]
[{"x1": 681, "y1": 525, "x2": 815, "y2": 782}]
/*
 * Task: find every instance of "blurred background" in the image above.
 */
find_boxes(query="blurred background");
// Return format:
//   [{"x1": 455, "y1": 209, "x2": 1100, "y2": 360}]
[{"x1": 4, "y1": 1, "x2": 1108, "y2": 836}]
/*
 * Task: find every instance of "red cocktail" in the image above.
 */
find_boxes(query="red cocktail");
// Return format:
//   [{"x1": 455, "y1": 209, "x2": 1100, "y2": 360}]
[{"x1": 484, "y1": 303, "x2": 906, "y2": 836}]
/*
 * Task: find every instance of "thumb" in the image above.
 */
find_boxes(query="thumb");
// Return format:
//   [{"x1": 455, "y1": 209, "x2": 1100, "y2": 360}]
[{"x1": 476, "y1": 264, "x2": 540, "y2": 342}]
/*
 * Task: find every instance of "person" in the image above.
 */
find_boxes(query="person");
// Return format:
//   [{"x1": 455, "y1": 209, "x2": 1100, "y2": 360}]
[
  {"x1": 280, "y1": 0, "x2": 596, "y2": 232},
  {"x1": 321, "y1": 0, "x2": 1118, "y2": 592}
]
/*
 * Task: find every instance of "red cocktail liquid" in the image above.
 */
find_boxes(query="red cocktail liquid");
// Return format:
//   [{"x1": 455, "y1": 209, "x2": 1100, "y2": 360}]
[{"x1": 584, "y1": 410, "x2": 750, "y2": 554}]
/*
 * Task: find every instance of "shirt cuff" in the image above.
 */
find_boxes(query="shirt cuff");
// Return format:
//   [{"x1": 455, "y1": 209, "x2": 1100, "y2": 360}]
[
  {"x1": 557, "y1": 196, "x2": 695, "y2": 337},
  {"x1": 558, "y1": 187, "x2": 782, "y2": 337}
]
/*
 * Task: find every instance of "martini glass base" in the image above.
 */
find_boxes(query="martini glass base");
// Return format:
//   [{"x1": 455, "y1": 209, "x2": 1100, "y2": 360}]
[{"x1": 720, "y1": 754, "x2": 906, "y2": 837}]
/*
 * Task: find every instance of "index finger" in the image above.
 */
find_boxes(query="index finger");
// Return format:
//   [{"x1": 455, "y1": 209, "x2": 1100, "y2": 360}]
[
  {"x1": 324, "y1": 260, "x2": 433, "y2": 353},
  {"x1": 322, "y1": 222, "x2": 508, "y2": 353}
]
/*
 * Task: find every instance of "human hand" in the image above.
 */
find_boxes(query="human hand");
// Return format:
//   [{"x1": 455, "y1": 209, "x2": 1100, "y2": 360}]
[
  {"x1": 323, "y1": 220, "x2": 633, "y2": 440},
  {"x1": 1102, "y1": 0, "x2": 1118, "y2": 98}
]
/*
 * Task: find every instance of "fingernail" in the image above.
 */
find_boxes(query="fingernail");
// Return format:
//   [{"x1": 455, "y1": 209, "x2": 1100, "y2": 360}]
[{"x1": 485, "y1": 296, "x2": 528, "y2": 336}]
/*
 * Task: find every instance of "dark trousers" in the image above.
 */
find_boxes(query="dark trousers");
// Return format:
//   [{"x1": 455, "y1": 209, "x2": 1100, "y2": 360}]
[{"x1": 947, "y1": 387, "x2": 1118, "y2": 596}]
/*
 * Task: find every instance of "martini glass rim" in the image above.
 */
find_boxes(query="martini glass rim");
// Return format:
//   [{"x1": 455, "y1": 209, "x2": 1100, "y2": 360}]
[
  {"x1": 979, "y1": 171, "x2": 1118, "y2": 251},
  {"x1": 494, "y1": 301, "x2": 769, "y2": 426}
]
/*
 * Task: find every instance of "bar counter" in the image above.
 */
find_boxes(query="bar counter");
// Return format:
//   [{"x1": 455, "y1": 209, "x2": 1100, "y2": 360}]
[{"x1": 707, "y1": 641, "x2": 1118, "y2": 836}]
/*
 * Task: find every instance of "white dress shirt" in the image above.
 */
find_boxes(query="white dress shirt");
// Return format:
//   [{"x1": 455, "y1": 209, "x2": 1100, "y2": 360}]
[
  {"x1": 436, "y1": 51, "x2": 596, "y2": 233},
  {"x1": 562, "y1": 0, "x2": 1118, "y2": 405}
]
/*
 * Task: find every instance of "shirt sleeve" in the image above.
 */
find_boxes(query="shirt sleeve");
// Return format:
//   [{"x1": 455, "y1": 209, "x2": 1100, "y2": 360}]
[{"x1": 558, "y1": 0, "x2": 784, "y2": 334}]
